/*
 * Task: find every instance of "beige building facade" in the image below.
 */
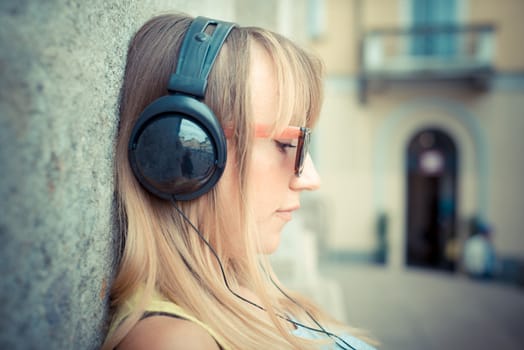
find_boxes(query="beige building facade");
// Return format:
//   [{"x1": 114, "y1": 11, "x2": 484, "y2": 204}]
[{"x1": 305, "y1": 0, "x2": 524, "y2": 273}]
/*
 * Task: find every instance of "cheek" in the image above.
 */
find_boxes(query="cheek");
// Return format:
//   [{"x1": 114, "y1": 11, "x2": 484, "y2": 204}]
[
  {"x1": 250, "y1": 147, "x2": 289, "y2": 226},
  {"x1": 249, "y1": 146, "x2": 279, "y2": 218},
  {"x1": 248, "y1": 145, "x2": 292, "y2": 254}
]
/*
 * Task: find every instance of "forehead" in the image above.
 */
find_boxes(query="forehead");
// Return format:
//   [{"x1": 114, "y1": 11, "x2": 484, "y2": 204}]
[{"x1": 249, "y1": 42, "x2": 278, "y2": 126}]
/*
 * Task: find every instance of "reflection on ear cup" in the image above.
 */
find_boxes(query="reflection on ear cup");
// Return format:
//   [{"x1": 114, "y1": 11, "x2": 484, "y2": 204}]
[{"x1": 131, "y1": 115, "x2": 217, "y2": 196}]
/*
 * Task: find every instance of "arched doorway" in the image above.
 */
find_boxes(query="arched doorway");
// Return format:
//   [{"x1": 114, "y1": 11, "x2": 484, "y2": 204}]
[{"x1": 406, "y1": 128, "x2": 458, "y2": 270}]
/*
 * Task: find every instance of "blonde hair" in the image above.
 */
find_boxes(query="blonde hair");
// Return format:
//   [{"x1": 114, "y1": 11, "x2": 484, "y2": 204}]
[{"x1": 103, "y1": 13, "x2": 362, "y2": 350}]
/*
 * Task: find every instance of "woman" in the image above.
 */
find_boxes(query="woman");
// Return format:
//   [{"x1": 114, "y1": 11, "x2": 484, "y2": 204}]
[{"x1": 103, "y1": 13, "x2": 376, "y2": 350}]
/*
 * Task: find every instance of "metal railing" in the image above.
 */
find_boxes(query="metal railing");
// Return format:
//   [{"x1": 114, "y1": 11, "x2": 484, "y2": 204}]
[{"x1": 357, "y1": 24, "x2": 496, "y2": 103}]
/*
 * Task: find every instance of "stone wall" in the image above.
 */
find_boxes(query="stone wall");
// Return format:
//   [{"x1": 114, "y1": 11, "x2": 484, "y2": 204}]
[{"x1": 0, "y1": 1, "x2": 234, "y2": 348}]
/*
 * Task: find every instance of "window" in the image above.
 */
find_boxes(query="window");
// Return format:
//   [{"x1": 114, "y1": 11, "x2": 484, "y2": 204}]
[{"x1": 410, "y1": 0, "x2": 458, "y2": 56}]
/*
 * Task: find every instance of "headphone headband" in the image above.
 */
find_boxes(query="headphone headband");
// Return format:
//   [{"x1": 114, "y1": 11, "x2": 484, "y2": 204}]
[{"x1": 168, "y1": 17, "x2": 236, "y2": 98}]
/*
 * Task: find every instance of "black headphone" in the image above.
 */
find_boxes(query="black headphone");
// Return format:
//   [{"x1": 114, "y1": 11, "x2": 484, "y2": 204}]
[{"x1": 128, "y1": 17, "x2": 236, "y2": 201}]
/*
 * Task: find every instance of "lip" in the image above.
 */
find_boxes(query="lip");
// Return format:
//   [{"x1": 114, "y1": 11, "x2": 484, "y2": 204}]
[{"x1": 275, "y1": 205, "x2": 300, "y2": 221}]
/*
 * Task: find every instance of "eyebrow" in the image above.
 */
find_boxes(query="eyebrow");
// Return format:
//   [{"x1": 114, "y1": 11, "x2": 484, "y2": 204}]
[
  {"x1": 254, "y1": 124, "x2": 303, "y2": 138},
  {"x1": 223, "y1": 124, "x2": 303, "y2": 139}
]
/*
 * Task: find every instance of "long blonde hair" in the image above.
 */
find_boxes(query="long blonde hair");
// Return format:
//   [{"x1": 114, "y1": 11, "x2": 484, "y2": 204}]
[{"x1": 103, "y1": 13, "x2": 356, "y2": 350}]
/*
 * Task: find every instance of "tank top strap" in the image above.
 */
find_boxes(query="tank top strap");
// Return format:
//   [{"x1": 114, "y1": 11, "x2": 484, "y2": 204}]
[{"x1": 144, "y1": 296, "x2": 230, "y2": 350}]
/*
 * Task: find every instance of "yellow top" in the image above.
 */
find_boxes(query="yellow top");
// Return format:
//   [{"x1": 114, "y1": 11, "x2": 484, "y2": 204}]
[{"x1": 107, "y1": 291, "x2": 230, "y2": 350}]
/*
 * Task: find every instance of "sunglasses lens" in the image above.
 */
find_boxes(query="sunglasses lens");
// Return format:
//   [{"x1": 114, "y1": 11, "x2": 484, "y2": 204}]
[{"x1": 296, "y1": 128, "x2": 310, "y2": 176}]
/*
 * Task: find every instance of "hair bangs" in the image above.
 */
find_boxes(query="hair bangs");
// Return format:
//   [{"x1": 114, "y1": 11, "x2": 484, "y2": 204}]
[{"x1": 248, "y1": 28, "x2": 324, "y2": 135}]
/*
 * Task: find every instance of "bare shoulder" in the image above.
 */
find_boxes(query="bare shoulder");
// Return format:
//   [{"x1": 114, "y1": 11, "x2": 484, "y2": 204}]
[{"x1": 117, "y1": 315, "x2": 220, "y2": 350}]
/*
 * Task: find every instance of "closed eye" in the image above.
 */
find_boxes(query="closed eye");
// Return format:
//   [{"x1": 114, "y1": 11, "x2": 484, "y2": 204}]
[{"x1": 274, "y1": 140, "x2": 297, "y2": 153}]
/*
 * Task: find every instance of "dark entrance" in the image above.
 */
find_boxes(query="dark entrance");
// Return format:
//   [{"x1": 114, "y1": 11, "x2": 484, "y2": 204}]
[{"x1": 406, "y1": 128, "x2": 458, "y2": 270}]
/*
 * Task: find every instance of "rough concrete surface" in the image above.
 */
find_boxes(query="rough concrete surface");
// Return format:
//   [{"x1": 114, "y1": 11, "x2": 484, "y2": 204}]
[{"x1": 0, "y1": 1, "x2": 233, "y2": 348}]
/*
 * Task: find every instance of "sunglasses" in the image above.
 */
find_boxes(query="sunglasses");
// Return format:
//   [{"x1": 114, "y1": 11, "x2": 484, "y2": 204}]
[{"x1": 224, "y1": 124, "x2": 311, "y2": 176}]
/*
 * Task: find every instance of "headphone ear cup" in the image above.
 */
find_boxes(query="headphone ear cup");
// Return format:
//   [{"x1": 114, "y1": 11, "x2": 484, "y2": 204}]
[{"x1": 128, "y1": 95, "x2": 227, "y2": 201}]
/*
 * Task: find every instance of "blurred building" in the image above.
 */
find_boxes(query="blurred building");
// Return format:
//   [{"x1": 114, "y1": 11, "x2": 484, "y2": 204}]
[{"x1": 304, "y1": 0, "x2": 524, "y2": 280}]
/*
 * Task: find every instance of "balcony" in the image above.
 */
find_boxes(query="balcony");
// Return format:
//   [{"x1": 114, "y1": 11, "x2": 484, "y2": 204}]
[{"x1": 357, "y1": 24, "x2": 496, "y2": 103}]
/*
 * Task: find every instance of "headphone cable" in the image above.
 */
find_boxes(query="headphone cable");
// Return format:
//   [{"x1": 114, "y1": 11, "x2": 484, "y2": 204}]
[
  {"x1": 269, "y1": 276, "x2": 356, "y2": 350},
  {"x1": 172, "y1": 201, "x2": 266, "y2": 311},
  {"x1": 171, "y1": 199, "x2": 355, "y2": 350}
]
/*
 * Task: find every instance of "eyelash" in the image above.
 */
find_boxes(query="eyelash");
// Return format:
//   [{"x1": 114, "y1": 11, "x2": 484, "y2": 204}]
[{"x1": 274, "y1": 140, "x2": 296, "y2": 153}]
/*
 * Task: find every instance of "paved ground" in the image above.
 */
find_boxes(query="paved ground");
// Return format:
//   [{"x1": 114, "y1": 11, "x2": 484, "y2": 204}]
[{"x1": 318, "y1": 262, "x2": 524, "y2": 350}]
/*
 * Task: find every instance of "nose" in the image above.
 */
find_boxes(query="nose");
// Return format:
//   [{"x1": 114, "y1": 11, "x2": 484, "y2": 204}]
[{"x1": 290, "y1": 154, "x2": 321, "y2": 191}]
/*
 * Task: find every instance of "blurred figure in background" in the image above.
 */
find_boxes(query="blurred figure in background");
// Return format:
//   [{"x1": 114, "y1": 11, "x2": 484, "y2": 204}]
[{"x1": 463, "y1": 218, "x2": 496, "y2": 279}]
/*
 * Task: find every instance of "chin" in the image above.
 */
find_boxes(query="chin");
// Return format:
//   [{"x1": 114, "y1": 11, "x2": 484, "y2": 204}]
[
  {"x1": 262, "y1": 245, "x2": 280, "y2": 255},
  {"x1": 260, "y1": 231, "x2": 282, "y2": 255}
]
